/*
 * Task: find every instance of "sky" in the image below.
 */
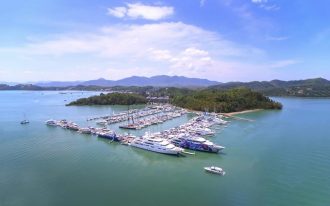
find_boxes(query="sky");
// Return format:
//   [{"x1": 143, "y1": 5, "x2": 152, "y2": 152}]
[{"x1": 0, "y1": 0, "x2": 329, "y2": 82}]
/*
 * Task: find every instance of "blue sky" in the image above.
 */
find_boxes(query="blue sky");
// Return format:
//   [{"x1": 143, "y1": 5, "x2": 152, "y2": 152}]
[{"x1": 0, "y1": 0, "x2": 329, "y2": 82}]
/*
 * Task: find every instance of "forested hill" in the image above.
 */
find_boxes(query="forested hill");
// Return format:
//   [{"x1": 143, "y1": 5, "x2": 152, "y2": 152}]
[
  {"x1": 170, "y1": 88, "x2": 282, "y2": 113},
  {"x1": 209, "y1": 78, "x2": 330, "y2": 97},
  {"x1": 66, "y1": 93, "x2": 147, "y2": 106}
]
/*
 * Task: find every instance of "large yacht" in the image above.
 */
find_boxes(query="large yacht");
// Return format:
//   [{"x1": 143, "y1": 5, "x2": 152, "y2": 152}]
[
  {"x1": 170, "y1": 134, "x2": 224, "y2": 153},
  {"x1": 130, "y1": 133, "x2": 184, "y2": 155}
]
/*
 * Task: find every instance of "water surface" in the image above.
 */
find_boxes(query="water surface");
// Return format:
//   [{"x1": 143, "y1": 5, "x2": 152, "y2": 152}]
[{"x1": 0, "y1": 92, "x2": 329, "y2": 206}]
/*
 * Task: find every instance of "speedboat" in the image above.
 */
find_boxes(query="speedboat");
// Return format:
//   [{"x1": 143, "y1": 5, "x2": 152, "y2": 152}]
[{"x1": 204, "y1": 166, "x2": 226, "y2": 175}]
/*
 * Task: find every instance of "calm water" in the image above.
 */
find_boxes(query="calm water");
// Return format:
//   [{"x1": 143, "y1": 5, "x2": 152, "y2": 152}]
[{"x1": 1, "y1": 91, "x2": 330, "y2": 206}]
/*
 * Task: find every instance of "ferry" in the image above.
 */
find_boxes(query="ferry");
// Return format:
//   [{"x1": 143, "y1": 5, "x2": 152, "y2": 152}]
[{"x1": 130, "y1": 134, "x2": 184, "y2": 155}]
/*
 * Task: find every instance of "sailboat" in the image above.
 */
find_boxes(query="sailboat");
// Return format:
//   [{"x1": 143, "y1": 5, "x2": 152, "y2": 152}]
[
  {"x1": 20, "y1": 113, "x2": 30, "y2": 125},
  {"x1": 119, "y1": 105, "x2": 140, "y2": 130}
]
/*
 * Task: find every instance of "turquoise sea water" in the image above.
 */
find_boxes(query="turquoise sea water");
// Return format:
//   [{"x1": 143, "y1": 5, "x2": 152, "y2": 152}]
[{"x1": 1, "y1": 91, "x2": 330, "y2": 206}]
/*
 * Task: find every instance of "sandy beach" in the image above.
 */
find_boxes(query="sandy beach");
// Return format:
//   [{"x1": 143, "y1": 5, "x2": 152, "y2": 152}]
[{"x1": 223, "y1": 109, "x2": 263, "y2": 116}]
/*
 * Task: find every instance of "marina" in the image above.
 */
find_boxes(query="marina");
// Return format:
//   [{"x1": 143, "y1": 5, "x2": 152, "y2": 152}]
[
  {"x1": 45, "y1": 105, "x2": 228, "y2": 155},
  {"x1": 87, "y1": 104, "x2": 189, "y2": 130}
]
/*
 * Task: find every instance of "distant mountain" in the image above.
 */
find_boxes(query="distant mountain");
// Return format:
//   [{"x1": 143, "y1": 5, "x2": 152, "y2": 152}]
[
  {"x1": 35, "y1": 75, "x2": 220, "y2": 87},
  {"x1": 0, "y1": 81, "x2": 19, "y2": 86},
  {"x1": 209, "y1": 78, "x2": 330, "y2": 97},
  {"x1": 36, "y1": 81, "x2": 83, "y2": 87}
]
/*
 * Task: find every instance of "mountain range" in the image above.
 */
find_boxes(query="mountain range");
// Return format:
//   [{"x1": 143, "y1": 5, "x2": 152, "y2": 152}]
[
  {"x1": 210, "y1": 77, "x2": 330, "y2": 97},
  {"x1": 35, "y1": 75, "x2": 220, "y2": 87},
  {"x1": 2, "y1": 76, "x2": 330, "y2": 97}
]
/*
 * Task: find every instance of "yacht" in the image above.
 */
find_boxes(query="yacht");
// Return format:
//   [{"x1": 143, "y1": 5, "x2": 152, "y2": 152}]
[
  {"x1": 130, "y1": 135, "x2": 184, "y2": 155},
  {"x1": 170, "y1": 134, "x2": 224, "y2": 153}
]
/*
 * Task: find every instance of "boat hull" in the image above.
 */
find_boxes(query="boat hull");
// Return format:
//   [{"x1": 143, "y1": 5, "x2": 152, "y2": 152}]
[{"x1": 130, "y1": 144, "x2": 181, "y2": 155}]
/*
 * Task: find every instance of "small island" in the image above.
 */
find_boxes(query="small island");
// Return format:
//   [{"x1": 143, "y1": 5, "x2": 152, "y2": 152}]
[{"x1": 66, "y1": 93, "x2": 147, "y2": 106}]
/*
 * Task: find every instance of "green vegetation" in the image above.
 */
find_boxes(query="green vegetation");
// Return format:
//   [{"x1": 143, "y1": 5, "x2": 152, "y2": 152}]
[
  {"x1": 170, "y1": 88, "x2": 282, "y2": 113},
  {"x1": 66, "y1": 93, "x2": 147, "y2": 106}
]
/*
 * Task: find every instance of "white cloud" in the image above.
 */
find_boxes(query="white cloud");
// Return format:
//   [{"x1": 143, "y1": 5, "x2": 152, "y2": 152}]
[
  {"x1": 259, "y1": 4, "x2": 280, "y2": 11},
  {"x1": 251, "y1": 0, "x2": 267, "y2": 3},
  {"x1": 107, "y1": 3, "x2": 174, "y2": 20},
  {"x1": 269, "y1": 59, "x2": 300, "y2": 68},
  {"x1": 266, "y1": 36, "x2": 289, "y2": 41},
  {"x1": 251, "y1": 0, "x2": 279, "y2": 11},
  {"x1": 200, "y1": 0, "x2": 206, "y2": 7},
  {"x1": 0, "y1": 21, "x2": 297, "y2": 81},
  {"x1": 107, "y1": 7, "x2": 127, "y2": 18}
]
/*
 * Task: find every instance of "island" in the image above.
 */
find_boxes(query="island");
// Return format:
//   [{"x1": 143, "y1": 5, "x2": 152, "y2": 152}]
[
  {"x1": 66, "y1": 93, "x2": 147, "y2": 106},
  {"x1": 66, "y1": 87, "x2": 282, "y2": 113}
]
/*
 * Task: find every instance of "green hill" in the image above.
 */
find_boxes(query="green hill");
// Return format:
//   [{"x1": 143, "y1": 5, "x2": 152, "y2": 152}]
[
  {"x1": 170, "y1": 88, "x2": 282, "y2": 113},
  {"x1": 66, "y1": 93, "x2": 147, "y2": 106}
]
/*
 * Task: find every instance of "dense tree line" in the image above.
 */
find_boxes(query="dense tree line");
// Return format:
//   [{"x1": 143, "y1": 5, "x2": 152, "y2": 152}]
[
  {"x1": 170, "y1": 87, "x2": 282, "y2": 113},
  {"x1": 66, "y1": 93, "x2": 147, "y2": 106}
]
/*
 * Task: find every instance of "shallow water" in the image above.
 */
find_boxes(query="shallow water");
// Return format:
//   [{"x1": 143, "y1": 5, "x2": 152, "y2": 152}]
[{"x1": 0, "y1": 92, "x2": 329, "y2": 206}]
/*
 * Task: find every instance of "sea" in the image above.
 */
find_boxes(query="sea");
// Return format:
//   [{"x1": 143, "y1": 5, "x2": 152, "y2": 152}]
[{"x1": 0, "y1": 91, "x2": 329, "y2": 206}]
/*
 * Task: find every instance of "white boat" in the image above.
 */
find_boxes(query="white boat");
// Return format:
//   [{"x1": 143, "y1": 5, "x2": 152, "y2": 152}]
[
  {"x1": 204, "y1": 166, "x2": 226, "y2": 175},
  {"x1": 96, "y1": 120, "x2": 107, "y2": 125},
  {"x1": 130, "y1": 135, "x2": 184, "y2": 155}
]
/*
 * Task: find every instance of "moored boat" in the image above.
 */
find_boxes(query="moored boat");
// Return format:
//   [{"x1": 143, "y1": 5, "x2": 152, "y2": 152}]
[
  {"x1": 171, "y1": 134, "x2": 224, "y2": 153},
  {"x1": 45, "y1": 119, "x2": 57, "y2": 126},
  {"x1": 130, "y1": 134, "x2": 183, "y2": 155}
]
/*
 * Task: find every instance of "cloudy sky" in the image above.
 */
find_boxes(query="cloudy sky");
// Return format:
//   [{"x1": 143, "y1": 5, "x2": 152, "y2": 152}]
[{"x1": 0, "y1": 0, "x2": 329, "y2": 82}]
